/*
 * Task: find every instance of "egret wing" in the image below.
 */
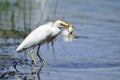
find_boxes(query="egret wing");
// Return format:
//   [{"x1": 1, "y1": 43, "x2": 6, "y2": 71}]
[{"x1": 16, "y1": 23, "x2": 53, "y2": 52}]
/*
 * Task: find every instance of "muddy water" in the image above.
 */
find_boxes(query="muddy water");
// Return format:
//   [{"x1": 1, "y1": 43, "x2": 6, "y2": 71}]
[{"x1": 0, "y1": 0, "x2": 120, "y2": 80}]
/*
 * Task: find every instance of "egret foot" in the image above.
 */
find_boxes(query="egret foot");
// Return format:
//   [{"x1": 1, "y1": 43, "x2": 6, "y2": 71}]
[
  {"x1": 38, "y1": 56, "x2": 45, "y2": 65},
  {"x1": 41, "y1": 60, "x2": 45, "y2": 65}
]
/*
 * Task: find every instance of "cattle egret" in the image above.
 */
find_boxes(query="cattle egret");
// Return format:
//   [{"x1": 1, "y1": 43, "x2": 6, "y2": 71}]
[{"x1": 16, "y1": 20, "x2": 73, "y2": 65}]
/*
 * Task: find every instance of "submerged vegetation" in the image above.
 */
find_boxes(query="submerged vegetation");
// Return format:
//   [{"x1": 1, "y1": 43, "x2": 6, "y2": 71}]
[
  {"x1": 0, "y1": 29, "x2": 27, "y2": 38},
  {"x1": 0, "y1": 0, "x2": 44, "y2": 38}
]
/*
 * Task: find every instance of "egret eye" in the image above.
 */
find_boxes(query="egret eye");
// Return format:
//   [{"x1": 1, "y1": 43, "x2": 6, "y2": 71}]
[{"x1": 60, "y1": 23, "x2": 64, "y2": 26}]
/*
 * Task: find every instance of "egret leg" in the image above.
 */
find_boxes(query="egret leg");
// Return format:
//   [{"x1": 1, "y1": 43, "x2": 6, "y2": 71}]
[
  {"x1": 37, "y1": 45, "x2": 45, "y2": 64},
  {"x1": 29, "y1": 47, "x2": 37, "y2": 65}
]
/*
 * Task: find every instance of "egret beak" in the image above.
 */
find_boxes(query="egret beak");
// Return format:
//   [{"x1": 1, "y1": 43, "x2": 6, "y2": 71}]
[{"x1": 60, "y1": 22, "x2": 69, "y2": 28}]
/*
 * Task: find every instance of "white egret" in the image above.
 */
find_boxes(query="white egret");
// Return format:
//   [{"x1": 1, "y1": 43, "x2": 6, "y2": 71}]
[{"x1": 16, "y1": 20, "x2": 73, "y2": 65}]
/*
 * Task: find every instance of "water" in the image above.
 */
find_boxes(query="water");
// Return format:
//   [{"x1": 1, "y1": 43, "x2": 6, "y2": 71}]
[{"x1": 0, "y1": 0, "x2": 120, "y2": 80}]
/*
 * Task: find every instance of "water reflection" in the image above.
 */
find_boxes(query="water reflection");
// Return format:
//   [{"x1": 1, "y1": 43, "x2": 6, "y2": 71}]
[
  {"x1": 0, "y1": 60, "x2": 45, "y2": 80},
  {"x1": 37, "y1": 64, "x2": 44, "y2": 80},
  {"x1": 21, "y1": 64, "x2": 45, "y2": 80},
  {"x1": 0, "y1": 54, "x2": 21, "y2": 79},
  {"x1": 0, "y1": 0, "x2": 46, "y2": 38},
  {"x1": 28, "y1": 64, "x2": 44, "y2": 80}
]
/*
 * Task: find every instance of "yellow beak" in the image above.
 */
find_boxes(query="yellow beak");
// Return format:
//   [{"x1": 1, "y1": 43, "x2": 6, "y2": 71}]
[{"x1": 61, "y1": 22, "x2": 70, "y2": 28}]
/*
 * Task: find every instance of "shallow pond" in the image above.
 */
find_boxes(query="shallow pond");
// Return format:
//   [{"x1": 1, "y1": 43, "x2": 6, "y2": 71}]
[{"x1": 0, "y1": 0, "x2": 120, "y2": 80}]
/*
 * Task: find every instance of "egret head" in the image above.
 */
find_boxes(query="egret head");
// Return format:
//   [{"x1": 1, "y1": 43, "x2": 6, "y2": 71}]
[{"x1": 53, "y1": 19, "x2": 70, "y2": 28}]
